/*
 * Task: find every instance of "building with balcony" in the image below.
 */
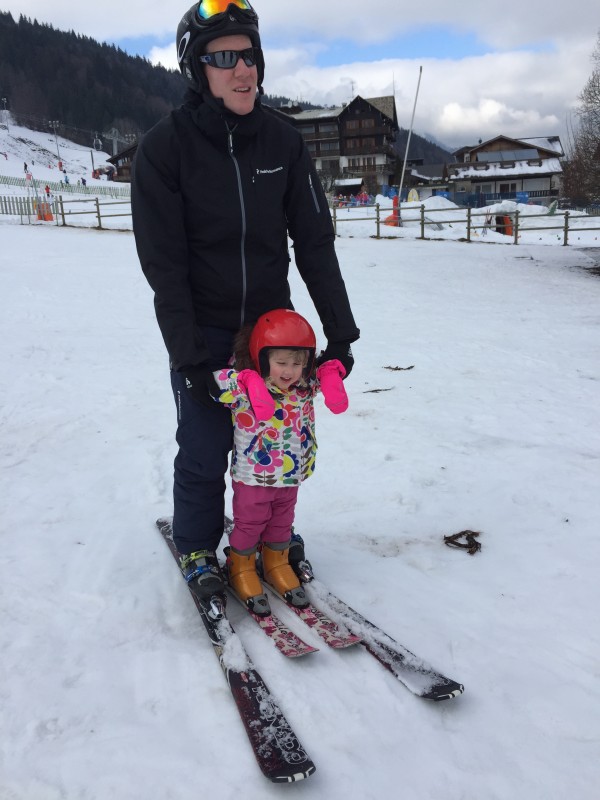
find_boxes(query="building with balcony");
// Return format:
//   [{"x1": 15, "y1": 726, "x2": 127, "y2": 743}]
[
  {"x1": 278, "y1": 95, "x2": 399, "y2": 194},
  {"x1": 448, "y1": 135, "x2": 564, "y2": 206}
]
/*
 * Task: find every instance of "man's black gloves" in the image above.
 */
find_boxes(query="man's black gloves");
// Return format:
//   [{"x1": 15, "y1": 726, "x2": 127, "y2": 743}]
[
  {"x1": 182, "y1": 364, "x2": 220, "y2": 408},
  {"x1": 316, "y1": 341, "x2": 355, "y2": 378}
]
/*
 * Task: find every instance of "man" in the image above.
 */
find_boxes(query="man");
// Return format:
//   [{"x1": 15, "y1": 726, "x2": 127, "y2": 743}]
[{"x1": 131, "y1": 0, "x2": 359, "y2": 603}]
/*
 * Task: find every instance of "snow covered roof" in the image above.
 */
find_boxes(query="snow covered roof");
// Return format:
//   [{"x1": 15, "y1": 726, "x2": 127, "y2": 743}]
[
  {"x1": 410, "y1": 165, "x2": 445, "y2": 181},
  {"x1": 520, "y1": 137, "x2": 564, "y2": 155},
  {"x1": 453, "y1": 135, "x2": 564, "y2": 158},
  {"x1": 290, "y1": 106, "x2": 346, "y2": 121},
  {"x1": 450, "y1": 157, "x2": 562, "y2": 180},
  {"x1": 281, "y1": 95, "x2": 396, "y2": 124}
]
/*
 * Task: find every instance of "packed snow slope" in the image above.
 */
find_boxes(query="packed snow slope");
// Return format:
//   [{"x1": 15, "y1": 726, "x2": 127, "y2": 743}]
[{"x1": 1, "y1": 124, "x2": 599, "y2": 800}]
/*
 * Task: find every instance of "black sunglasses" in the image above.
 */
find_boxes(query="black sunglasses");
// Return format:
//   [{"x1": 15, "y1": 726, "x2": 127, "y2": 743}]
[{"x1": 198, "y1": 47, "x2": 259, "y2": 69}]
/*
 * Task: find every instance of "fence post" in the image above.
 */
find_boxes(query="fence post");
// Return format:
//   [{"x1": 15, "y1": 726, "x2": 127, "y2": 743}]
[
  {"x1": 420, "y1": 204, "x2": 425, "y2": 239},
  {"x1": 95, "y1": 197, "x2": 102, "y2": 229},
  {"x1": 375, "y1": 203, "x2": 380, "y2": 239},
  {"x1": 513, "y1": 210, "x2": 519, "y2": 245},
  {"x1": 467, "y1": 207, "x2": 472, "y2": 242},
  {"x1": 563, "y1": 211, "x2": 569, "y2": 246},
  {"x1": 59, "y1": 195, "x2": 66, "y2": 226}
]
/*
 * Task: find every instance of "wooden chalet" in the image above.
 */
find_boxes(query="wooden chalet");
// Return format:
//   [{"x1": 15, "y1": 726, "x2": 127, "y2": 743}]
[{"x1": 279, "y1": 95, "x2": 399, "y2": 194}]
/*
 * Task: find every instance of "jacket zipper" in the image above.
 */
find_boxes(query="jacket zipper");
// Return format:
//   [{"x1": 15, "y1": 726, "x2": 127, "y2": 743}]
[
  {"x1": 228, "y1": 124, "x2": 247, "y2": 328},
  {"x1": 308, "y1": 173, "x2": 321, "y2": 213}
]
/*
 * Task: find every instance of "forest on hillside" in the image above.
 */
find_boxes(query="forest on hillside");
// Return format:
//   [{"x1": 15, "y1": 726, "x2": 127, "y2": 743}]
[
  {"x1": 0, "y1": 12, "x2": 184, "y2": 147},
  {"x1": 0, "y1": 11, "x2": 452, "y2": 162}
]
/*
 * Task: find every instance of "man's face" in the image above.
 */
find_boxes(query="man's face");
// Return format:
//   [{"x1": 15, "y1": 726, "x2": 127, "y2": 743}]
[{"x1": 203, "y1": 34, "x2": 257, "y2": 116}]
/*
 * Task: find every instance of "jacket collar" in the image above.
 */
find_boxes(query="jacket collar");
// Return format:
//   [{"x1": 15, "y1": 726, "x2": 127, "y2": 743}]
[{"x1": 185, "y1": 90, "x2": 264, "y2": 143}]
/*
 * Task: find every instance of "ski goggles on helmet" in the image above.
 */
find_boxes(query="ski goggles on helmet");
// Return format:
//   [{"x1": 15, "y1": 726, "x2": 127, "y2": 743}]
[
  {"x1": 198, "y1": 46, "x2": 259, "y2": 69},
  {"x1": 197, "y1": 0, "x2": 257, "y2": 22}
]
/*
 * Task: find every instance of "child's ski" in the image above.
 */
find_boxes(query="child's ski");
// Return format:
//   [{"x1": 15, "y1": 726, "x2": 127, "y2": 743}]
[
  {"x1": 304, "y1": 579, "x2": 464, "y2": 701},
  {"x1": 225, "y1": 584, "x2": 318, "y2": 658},
  {"x1": 263, "y1": 584, "x2": 362, "y2": 650}
]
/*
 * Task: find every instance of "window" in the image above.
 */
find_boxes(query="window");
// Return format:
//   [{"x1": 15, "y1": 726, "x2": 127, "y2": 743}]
[
  {"x1": 499, "y1": 182, "x2": 517, "y2": 193},
  {"x1": 346, "y1": 139, "x2": 358, "y2": 149},
  {"x1": 361, "y1": 137, "x2": 376, "y2": 147},
  {"x1": 319, "y1": 123, "x2": 337, "y2": 133},
  {"x1": 299, "y1": 125, "x2": 315, "y2": 134},
  {"x1": 320, "y1": 142, "x2": 338, "y2": 151},
  {"x1": 346, "y1": 120, "x2": 359, "y2": 129},
  {"x1": 362, "y1": 118, "x2": 375, "y2": 128}
]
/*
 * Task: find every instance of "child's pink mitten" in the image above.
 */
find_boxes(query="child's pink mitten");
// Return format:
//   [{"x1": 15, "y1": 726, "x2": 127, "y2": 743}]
[
  {"x1": 316, "y1": 359, "x2": 348, "y2": 414},
  {"x1": 236, "y1": 370, "x2": 276, "y2": 421}
]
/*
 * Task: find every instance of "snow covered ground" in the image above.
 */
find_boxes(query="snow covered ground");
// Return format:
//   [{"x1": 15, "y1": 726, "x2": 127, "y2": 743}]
[{"x1": 1, "y1": 128, "x2": 600, "y2": 799}]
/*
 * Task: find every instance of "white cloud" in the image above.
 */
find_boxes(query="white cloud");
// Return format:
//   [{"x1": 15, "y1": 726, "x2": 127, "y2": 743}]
[
  {"x1": 6, "y1": 0, "x2": 599, "y2": 49},
  {"x1": 148, "y1": 44, "x2": 177, "y2": 70},
  {"x1": 260, "y1": 46, "x2": 589, "y2": 148},
  {"x1": 4, "y1": 0, "x2": 598, "y2": 148}
]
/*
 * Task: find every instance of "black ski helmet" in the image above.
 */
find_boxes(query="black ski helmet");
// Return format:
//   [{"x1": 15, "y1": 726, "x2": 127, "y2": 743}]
[{"x1": 176, "y1": 1, "x2": 264, "y2": 93}]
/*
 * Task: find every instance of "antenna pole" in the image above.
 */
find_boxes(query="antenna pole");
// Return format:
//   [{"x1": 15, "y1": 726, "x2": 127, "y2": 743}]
[{"x1": 397, "y1": 65, "x2": 423, "y2": 223}]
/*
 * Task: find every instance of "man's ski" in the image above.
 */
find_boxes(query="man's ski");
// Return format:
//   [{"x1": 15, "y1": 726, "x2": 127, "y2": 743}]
[
  {"x1": 225, "y1": 585, "x2": 318, "y2": 658},
  {"x1": 305, "y1": 579, "x2": 464, "y2": 701},
  {"x1": 156, "y1": 518, "x2": 316, "y2": 782}
]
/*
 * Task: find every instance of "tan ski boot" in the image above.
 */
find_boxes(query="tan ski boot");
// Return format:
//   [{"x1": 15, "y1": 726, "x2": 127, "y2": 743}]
[
  {"x1": 226, "y1": 547, "x2": 270, "y2": 616},
  {"x1": 261, "y1": 541, "x2": 308, "y2": 608}
]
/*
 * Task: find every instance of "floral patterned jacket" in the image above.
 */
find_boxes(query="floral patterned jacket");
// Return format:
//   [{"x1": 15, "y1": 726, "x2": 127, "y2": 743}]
[{"x1": 213, "y1": 367, "x2": 318, "y2": 488}]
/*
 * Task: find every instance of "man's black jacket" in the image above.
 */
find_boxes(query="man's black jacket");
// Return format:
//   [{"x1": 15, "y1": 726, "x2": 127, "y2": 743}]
[{"x1": 131, "y1": 93, "x2": 359, "y2": 370}]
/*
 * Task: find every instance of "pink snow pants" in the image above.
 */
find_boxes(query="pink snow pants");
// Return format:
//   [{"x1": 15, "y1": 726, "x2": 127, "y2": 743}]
[{"x1": 230, "y1": 480, "x2": 300, "y2": 552}]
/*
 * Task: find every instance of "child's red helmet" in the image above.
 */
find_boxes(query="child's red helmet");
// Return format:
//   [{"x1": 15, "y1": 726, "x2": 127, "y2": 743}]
[{"x1": 249, "y1": 309, "x2": 316, "y2": 377}]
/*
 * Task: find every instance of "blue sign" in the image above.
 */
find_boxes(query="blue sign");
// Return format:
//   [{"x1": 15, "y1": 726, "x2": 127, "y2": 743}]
[{"x1": 516, "y1": 191, "x2": 529, "y2": 204}]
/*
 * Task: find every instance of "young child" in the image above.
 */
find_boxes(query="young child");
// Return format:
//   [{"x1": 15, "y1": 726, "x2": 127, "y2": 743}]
[{"x1": 213, "y1": 309, "x2": 348, "y2": 615}]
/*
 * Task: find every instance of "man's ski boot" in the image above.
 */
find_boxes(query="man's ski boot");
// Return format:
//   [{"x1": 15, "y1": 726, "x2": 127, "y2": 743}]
[
  {"x1": 180, "y1": 550, "x2": 226, "y2": 620},
  {"x1": 260, "y1": 541, "x2": 309, "y2": 608},
  {"x1": 225, "y1": 547, "x2": 271, "y2": 616},
  {"x1": 288, "y1": 531, "x2": 314, "y2": 583}
]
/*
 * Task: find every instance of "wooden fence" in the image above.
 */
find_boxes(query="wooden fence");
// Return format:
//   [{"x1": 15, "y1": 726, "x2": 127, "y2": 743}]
[
  {"x1": 331, "y1": 203, "x2": 600, "y2": 245},
  {"x1": 3, "y1": 193, "x2": 600, "y2": 245},
  {"x1": 0, "y1": 194, "x2": 133, "y2": 228}
]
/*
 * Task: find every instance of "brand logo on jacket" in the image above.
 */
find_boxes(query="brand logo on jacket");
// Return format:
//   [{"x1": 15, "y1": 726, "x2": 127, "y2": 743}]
[{"x1": 256, "y1": 166, "x2": 284, "y2": 175}]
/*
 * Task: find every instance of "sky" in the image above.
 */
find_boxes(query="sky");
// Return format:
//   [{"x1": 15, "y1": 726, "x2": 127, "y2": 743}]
[
  {"x1": 2, "y1": 125, "x2": 600, "y2": 799},
  {"x1": 3, "y1": 0, "x2": 599, "y2": 149}
]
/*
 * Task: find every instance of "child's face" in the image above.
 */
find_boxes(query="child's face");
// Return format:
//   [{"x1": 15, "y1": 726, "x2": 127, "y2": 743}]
[{"x1": 267, "y1": 349, "x2": 306, "y2": 391}]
